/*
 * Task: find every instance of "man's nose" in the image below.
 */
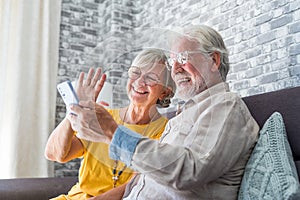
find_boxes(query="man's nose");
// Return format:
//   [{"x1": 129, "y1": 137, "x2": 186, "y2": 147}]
[{"x1": 172, "y1": 61, "x2": 184, "y2": 73}]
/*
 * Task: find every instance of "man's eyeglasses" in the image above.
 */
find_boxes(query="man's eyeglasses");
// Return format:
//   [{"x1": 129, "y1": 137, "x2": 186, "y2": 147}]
[
  {"x1": 166, "y1": 51, "x2": 205, "y2": 70},
  {"x1": 128, "y1": 66, "x2": 161, "y2": 86}
]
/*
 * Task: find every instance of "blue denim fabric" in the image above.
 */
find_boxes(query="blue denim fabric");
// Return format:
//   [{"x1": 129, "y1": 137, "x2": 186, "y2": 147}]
[{"x1": 109, "y1": 125, "x2": 142, "y2": 166}]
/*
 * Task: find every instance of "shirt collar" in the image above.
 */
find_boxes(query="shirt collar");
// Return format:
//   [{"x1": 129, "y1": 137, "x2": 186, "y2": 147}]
[{"x1": 182, "y1": 82, "x2": 229, "y2": 110}]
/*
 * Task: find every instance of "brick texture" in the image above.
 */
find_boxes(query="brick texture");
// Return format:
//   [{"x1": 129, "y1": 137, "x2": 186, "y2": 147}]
[{"x1": 54, "y1": 0, "x2": 300, "y2": 176}]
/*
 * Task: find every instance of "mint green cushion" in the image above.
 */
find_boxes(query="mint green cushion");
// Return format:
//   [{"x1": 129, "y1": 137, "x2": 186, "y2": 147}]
[{"x1": 238, "y1": 112, "x2": 300, "y2": 200}]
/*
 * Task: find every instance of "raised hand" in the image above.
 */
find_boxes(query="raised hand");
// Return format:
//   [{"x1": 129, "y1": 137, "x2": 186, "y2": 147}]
[{"x1": 75, "y1": 68, "x2": 106, "y2": 102}]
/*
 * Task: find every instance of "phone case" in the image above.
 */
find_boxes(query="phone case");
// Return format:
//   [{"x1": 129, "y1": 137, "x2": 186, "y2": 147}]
[{"x1": 57, "y1": 81, "x2": 79, "y2": 106}]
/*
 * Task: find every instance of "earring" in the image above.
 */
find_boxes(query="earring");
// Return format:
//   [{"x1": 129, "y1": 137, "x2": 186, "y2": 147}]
[{"x1": 160, "y1": 97, "x2": 171, "y2": 108}]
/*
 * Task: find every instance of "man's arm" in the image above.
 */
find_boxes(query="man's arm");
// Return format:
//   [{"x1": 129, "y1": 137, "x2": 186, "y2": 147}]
[
  {"x1": 110, "y1": 96, "x2": 259, "y2": 189},
  {"x1": 67, "y1": 93, "x2": 258, "y2": 190}
]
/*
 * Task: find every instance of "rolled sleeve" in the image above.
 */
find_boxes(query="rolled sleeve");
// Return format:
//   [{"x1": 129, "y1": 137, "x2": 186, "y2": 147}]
[{"x1": 109, "y1": 125, "x2": 142, "y2": 166}]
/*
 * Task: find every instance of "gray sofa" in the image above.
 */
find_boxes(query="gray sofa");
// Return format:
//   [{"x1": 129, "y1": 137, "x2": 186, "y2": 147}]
[
  {"x1": 0, "y1": 86, "x2": 299, "y2": 200},
  {"x1": 0, "y1": 177, "x2": 77, "y2": 200}
]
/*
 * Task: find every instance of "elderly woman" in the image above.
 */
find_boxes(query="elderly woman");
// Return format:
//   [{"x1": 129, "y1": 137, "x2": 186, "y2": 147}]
[{"x1": 45, "y1": 48, "x2": 175, "y2": 200}]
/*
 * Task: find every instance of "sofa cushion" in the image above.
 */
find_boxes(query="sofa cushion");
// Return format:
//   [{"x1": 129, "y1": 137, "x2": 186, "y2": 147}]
[
  {"x1": 238, "y1": 112, "x2": 300, "y2": 200},
  {"x1": 242, "y1": 86, "x2": 300, "y2": 175}
]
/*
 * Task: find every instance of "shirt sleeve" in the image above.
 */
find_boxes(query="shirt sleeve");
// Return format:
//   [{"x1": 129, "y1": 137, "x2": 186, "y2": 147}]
[
  {"x1": 109, "y1": 125, "x2": 142, "y2": 166},
  {"x1": 128, "y1": 95, "x2": 259, "y2": 190}
]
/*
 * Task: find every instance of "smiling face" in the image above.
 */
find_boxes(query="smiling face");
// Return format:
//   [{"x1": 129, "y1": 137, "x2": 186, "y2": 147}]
[
  {"x1": 170, "y1": 37, "x2": 212, "y2": 100},
  {"x1": 127, "y1": 62, "x2": 168, "y2": 107}
]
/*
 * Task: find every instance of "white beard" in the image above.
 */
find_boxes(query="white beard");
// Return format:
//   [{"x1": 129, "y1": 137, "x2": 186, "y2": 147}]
[{"x1": 175, "y1": 76, "x2": 206, "y2": 101}]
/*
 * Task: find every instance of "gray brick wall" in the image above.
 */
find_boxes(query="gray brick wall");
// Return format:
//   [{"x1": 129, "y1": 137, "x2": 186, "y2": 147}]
[
  {"x1": 136, "y1": 0, "x2": 300, "y2": 96},
  {"x1": 55, "y1": 0, "x2": 108, "y2": 177},
  {"x1": 54, "y1": 0, "x2": 300, "y2": 176},
  {"x1": 54, "y1": 0, "x2": 136, "y2": 177}
]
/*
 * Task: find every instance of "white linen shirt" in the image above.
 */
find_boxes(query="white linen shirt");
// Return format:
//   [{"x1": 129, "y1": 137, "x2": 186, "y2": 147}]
[{"x1": 110, "y1": 82, "x2": 259, "y2": 200}]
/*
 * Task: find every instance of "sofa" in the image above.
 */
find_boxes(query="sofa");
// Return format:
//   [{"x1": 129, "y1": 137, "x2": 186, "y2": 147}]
[
  {"x1": 242, "y1": 85, "x2": 300, "y2": 180},
  {"x1": 0, "y1": 86, "x2": 299, "y2": 200},
  {"x1": 0, "y1": 177, "x2": 77, "y2": 200}
]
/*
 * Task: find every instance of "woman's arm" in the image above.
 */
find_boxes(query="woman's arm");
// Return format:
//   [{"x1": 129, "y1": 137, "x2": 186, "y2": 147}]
[
  {"x1": 44, "y1": 117, "x2": 84, "y2": 163},
  {"x1": 45, "y1": 67, "x2": 106, "y2": 162}
]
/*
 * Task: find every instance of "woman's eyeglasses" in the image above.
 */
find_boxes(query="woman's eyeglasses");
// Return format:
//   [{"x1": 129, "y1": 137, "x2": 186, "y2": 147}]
[{"x1": 128, "y1": 66, "x2": 161, "y2": 86}]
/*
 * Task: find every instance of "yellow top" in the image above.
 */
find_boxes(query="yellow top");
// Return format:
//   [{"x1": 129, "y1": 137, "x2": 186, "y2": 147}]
[{"x1": 53, "y1": 108, "x2": 167, "y2": 200}]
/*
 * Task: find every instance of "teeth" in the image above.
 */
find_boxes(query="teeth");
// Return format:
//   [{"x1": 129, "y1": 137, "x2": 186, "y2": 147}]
[
  {"x1": 177, "y1": 77, "x2": 190, "y2": 83},
  {"x1": 133, "y1": 88, "x2": 148, "y2": 94},
  {"x1": 137, "y1": 91, "x2": 147, "y2": 94}
]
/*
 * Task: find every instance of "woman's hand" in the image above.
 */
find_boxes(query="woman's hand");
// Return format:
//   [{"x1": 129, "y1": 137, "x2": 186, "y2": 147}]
[
  {"x1": 76, "y1": 67, "x2": 107, "y2": 103},
  {"x1": 67, "y1": 101, "x2": 118, "y2": 143}
]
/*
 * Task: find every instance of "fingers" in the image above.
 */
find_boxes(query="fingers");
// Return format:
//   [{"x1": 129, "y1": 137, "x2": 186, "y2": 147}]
[
  {"x1": 90, "y1": 68, "x2": 102, "y2": 88},
  {"x1": 67, "y1": 103, "x2": 109, "y2": 143},
  {"x1": 67, "y1": 101, "x2": 114, "y2": 143},
  {"x1": 68, "y1": 104, "x2": 83, "y2": 116},
  {"x1": 67, "y1": 112, "x2": 78, "y2": 130},
  {"x1": 68, "y1": 102, "x2": 97, "y2": 130},
  {"x1": 84, "y1": 68, "x2": 95, "y2": 86},
  {"x1": 76, "y1": 101, "x2": 107, "y2": 116},
  {"x1": 83, "y1": 68, "x2": 102, "y2": 87},
  {"x1": 94, "y1": 73, "x2": 106, "y2": 101},
  {"x1": 98, "y1": 101, "x2": 109, "y2": 107},
  {"x1": 77, "y1": 72, "x2": 85, "y2": 87}
]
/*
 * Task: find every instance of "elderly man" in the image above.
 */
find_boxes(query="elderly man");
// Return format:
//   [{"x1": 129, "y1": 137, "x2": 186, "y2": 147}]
[{"x1": 68, "y1": 25, "x2": 259, "y2": 200}]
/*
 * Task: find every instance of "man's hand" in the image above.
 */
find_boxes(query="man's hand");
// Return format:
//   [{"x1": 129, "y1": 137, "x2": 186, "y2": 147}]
[
  {"x1": 76, "y1": 68, "x2": 107, "y2": 102},
  {"x1": 88, "y1": 184, "x2": 127, "y2": 200},
  {"x1": 67, "y1": 101, "x2": 118, "y2": 143}
]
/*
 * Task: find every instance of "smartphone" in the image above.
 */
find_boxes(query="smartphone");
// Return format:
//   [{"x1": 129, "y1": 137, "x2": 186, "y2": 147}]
[{"x1": 57, "y1": 81, "x2": 79, "y2": 106}]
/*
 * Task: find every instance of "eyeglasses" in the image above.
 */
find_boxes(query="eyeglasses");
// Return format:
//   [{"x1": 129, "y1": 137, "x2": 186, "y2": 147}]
[
  {"x1": 128, "y1": 66, "x2": 161, "y2": 86},
  {"x1": 166, "y1": 51, "x2": 205, "y2": 70}
]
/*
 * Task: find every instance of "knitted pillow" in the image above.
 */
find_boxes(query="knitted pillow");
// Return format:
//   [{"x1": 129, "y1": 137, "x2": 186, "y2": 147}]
[{"x1": 238, "y1": 112, "x2": 300, "y2": 200}]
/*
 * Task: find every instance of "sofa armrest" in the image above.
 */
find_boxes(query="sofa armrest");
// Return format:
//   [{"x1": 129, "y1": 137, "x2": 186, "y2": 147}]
[{"x1": 0, "y1": 177, "x2": 77, "y2": 200}]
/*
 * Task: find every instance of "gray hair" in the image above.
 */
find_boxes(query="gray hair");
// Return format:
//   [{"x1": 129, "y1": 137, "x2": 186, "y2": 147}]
[
  {"x1": 173, "y1": 25, "x2": 230, "y2": 81},
  {"x1": 131, "y1": 48, "x2": 176, "y2": 107}
]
